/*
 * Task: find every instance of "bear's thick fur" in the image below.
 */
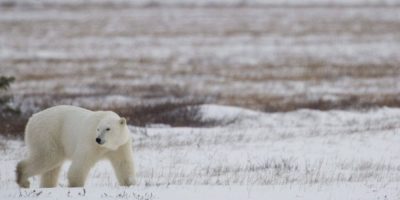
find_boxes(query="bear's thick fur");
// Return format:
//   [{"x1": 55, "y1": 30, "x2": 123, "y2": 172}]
[{"x1": 16, "y1": 105, "x2": 136, "y2": 188}]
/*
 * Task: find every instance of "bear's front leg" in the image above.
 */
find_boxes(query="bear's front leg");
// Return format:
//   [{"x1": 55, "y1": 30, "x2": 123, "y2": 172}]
[
  {"x1": 107, "y1": 141, "x2": 136, "y2": 186},
  {"x1": 67, "y1": 157, "x2": 94, "y2": 187}
]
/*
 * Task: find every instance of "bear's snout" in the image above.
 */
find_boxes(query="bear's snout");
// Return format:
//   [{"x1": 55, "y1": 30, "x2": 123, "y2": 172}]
[{"x1": 95, "y1": 138, "x2": 104, "y2": 145}]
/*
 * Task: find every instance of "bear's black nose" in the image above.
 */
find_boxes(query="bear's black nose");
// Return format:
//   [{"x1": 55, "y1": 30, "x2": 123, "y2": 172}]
[{"x1": 96, "y1": 138, "x2": 102, "y2": 144}]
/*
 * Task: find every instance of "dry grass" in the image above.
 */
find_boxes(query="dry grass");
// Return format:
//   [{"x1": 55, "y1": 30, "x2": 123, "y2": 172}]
[
  {"x1": 108, "y1": 101, "x2": 213, "y2": 127},
  {"x1": 0, "y1": 94, "x2": 217, "y2": 136},
  {"x1": 220, "y1": 93, "x2": 400, "y2": 112}
]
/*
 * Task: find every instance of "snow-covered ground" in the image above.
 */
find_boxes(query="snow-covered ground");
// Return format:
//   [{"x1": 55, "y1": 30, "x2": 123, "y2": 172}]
[
  {"x1": 1, "y1": 184, "x2": 399, "y2": 200},
  {"x1": 1, "y1": 105, "x2": 399, "y2": 199}
]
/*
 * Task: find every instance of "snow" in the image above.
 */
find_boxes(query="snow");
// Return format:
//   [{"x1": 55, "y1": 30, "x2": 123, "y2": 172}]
[
  {"x1": 1, "y1": 184, "x2": 399, "y2": 200},
  {"x1": 200, "y1": 104, "x2": 259, "y2": 122},
  {"x1": 1, "y1": 104, "x2": 399, "y2": 199}
]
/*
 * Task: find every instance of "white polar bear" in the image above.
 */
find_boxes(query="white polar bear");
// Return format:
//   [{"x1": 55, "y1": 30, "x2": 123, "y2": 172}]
[{"x1": 16, "y1": 105, "x2": 136, "y2": 188}]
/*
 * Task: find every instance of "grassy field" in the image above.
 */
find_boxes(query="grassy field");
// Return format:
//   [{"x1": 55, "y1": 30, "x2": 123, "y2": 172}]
[{"x1": 1, "y1": 2, "x2": 400, "y2": 135}]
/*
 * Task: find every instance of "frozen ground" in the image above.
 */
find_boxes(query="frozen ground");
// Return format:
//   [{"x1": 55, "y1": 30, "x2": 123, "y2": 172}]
[{"x1": 1, "y1": 105, "x2": 400, "y2": 199}]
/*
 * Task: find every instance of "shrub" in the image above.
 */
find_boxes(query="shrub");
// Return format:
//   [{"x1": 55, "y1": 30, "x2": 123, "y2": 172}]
[
  {"x1": 0, "y1": 76, "x2": 23, "y2": 137},
  {"x1": 0, "y1": 76, "x2": 19, "y2": 115}
]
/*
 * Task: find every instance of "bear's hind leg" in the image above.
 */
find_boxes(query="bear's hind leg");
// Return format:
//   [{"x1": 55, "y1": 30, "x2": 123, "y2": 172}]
[
  {"x1": 16, "y1": 160, "x2": 30, "y2": 188},
  {"x1": 16, "y1": 156, "x2": 63, "y2": 188},
  {"x1": 40, "y1": 165, "x2": 62, "y2": 188}
]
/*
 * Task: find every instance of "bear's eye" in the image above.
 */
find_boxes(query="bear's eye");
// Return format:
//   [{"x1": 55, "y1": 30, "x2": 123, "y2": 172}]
[{"x1": 106, "y1": 128, "x2": 110, "y2": 131}]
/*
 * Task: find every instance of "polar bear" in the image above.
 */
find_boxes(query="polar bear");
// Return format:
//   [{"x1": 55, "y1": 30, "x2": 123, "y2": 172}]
[{"x1": 16, "y1": 105, "x2": 136, "y2": 188}]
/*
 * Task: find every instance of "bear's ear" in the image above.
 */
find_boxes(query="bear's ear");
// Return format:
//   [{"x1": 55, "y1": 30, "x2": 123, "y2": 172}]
[{"x1": 120, "y1": 117, "x2": 126, "y2": 125}]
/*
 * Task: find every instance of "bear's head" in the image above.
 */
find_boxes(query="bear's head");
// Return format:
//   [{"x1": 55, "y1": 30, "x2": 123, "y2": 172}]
[{"x1": 95, "y1": 113, "x2": 130, "y2": 150}]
